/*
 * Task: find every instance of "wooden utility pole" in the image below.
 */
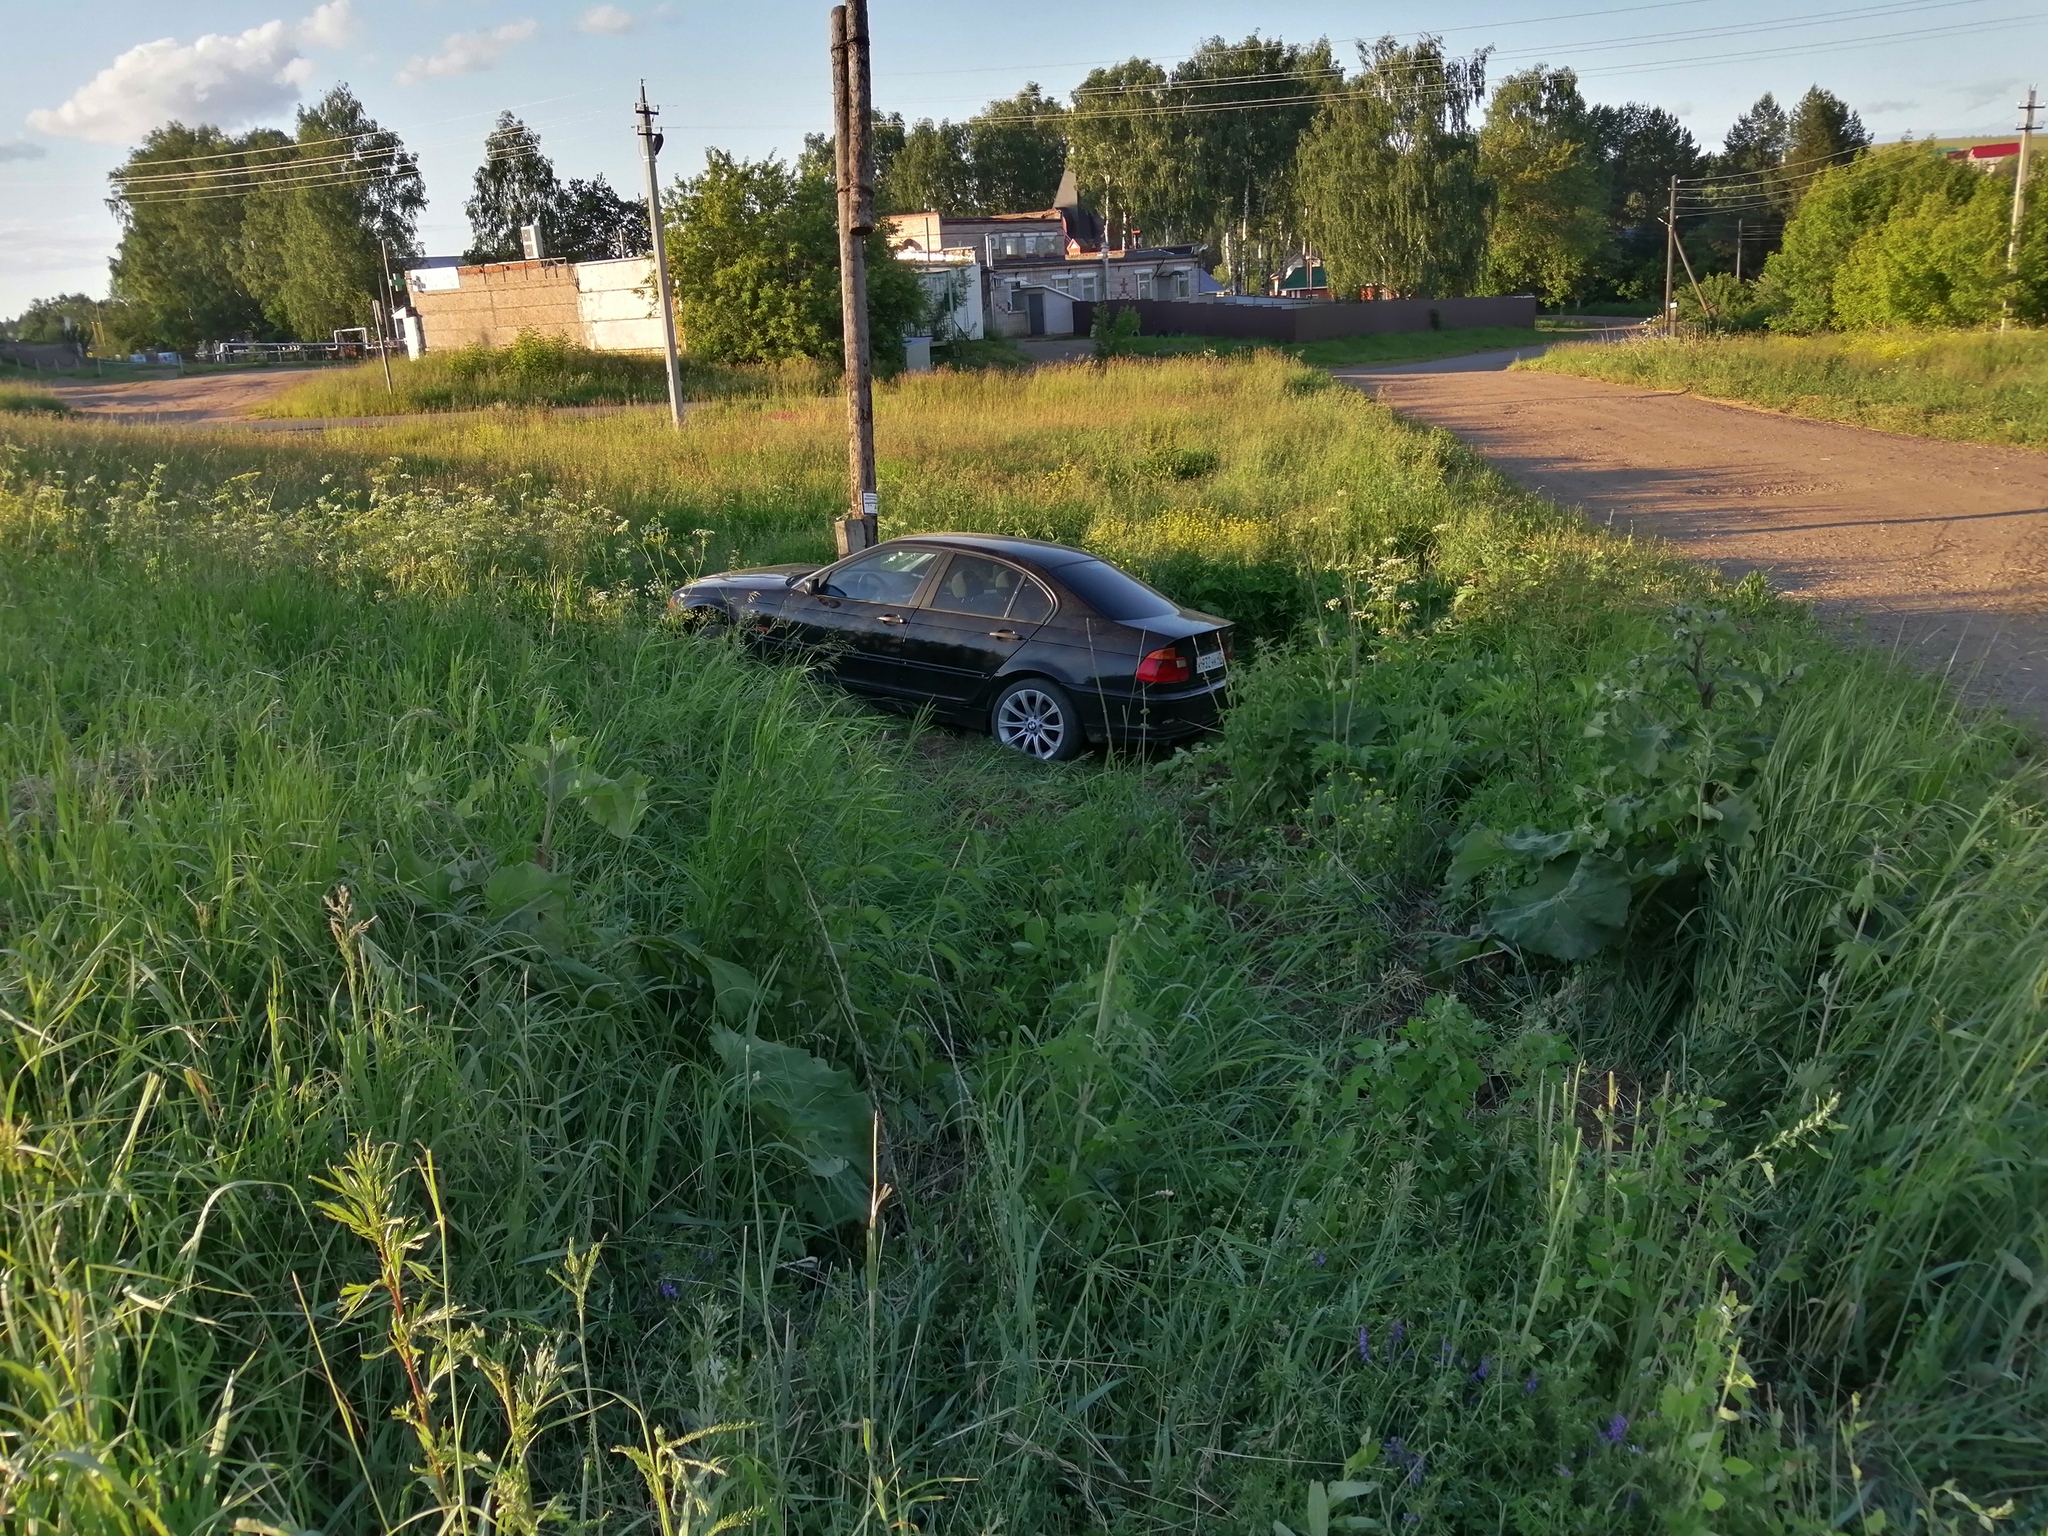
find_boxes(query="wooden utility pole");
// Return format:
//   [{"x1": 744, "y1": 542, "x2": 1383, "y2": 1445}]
[
  {"x1": 636, "y1": 83, "x2": 686, "y2": 429},
  {"x1": 1734, "y1": 219, "x2": 1743, "y2": 284},
  {"x1": 831, "y1": 0, "x2": 879, "y2": 555},
  {"x1": 2003, "y1": 86, "x2": 2040, "y2": 333},
  {"x1": 1663, "y1": 176, "x2": 1677, "y2": 337}
]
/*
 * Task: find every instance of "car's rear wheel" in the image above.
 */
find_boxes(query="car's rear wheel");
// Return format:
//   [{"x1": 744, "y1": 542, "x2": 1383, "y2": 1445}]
[{"x1": 991, "y1": 678, "x2": 1085, "y2": 761}]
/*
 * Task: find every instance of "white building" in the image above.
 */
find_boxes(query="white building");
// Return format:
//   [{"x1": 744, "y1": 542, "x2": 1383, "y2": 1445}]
[{"x1": 888, "y1": 177, "x2": 1216, "y2": 340}]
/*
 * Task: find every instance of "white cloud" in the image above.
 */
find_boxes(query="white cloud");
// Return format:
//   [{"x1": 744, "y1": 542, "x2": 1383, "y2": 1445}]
[
  {"x1": 578, "y1": 5, "x2": 635, "y2": 34},
  {"x1": 26, "y1": 20, "x2": 319, "y2": 144},
  {"x1": 300, "y1": 0, "x2": 357, "y2": 48},
  {"x1": 1862, "y1": 100, "x2": 1920, "y2": 116},
  {"x1": 0, "y1": 140, "x2": 49, "y2": 162},
  {"x1": 398, "y1": 21, "x2": 539, "y2": 85}
]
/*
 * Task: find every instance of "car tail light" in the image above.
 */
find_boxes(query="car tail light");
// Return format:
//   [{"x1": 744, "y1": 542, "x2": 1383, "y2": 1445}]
[{"x1": 1135, "y1": 645, "x2": 1191, "y2": 684}]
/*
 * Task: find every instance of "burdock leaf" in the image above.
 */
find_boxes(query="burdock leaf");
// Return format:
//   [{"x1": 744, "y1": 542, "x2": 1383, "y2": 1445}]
[
  {"x1": 1487, "y1": 852, "x2": 1632, "y2": 961},
  {"x1": 576, "y1": 769, "x2": 650, "y2": 840}
]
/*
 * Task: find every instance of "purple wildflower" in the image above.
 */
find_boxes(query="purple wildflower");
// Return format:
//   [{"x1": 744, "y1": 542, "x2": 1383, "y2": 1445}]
[
  {"x1": 1382, "y1": 1438, "x2": 1426, "y2": 1486},
  {"x1": 1389, "y1": 1319, "x2": 1406, "y2": 1350},
  {"x1": 1313, "y1": 1250, "x2": 1327, "y2": 1268},
  {"x1": 1358, "y1": 1326, "x2": 1372, "y2": 1364},
  {"x1": 1404, "y1": 1514, "x2": 1421, "y2": 1525},
  {"x1": 1602, "y1": 1414, "x2": 1629, "y2": 1446},
  {"x1": 1469, "y1": 1356, "x2": 1492, "y2": 1384},
  {"x1": 1555, "y1": 1464, "x2": 1574, "y2": 1480},
  {"x1": 657, "y1": 1277, "x2": 680, "y2": 1300},
  {"x1": 1437, "y1": 1338, "x2": 1454, "y2": 1366},
  {"x1": 1523, "y1": 1371, "x2": 1540, "y2": 1395}
]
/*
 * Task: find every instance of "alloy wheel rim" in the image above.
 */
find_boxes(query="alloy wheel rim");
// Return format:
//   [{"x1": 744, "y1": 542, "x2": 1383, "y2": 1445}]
[{"x1": 997, "y1": 690, "x2": 1065, "y2": 759}]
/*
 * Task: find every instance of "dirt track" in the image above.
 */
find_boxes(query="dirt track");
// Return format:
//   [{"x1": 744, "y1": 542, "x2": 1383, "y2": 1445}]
[
  {"x1": 1335, "y1": 350, "x2": 2048, "y2": 726},
  {"x1": 37, "y1": 368, "x2": 318, "y2": 422}
]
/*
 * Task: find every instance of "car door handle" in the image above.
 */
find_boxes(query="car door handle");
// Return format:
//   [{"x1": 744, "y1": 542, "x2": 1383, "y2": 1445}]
[
  {"x1": 877, "y1": 612, "x2": 906, "y2": 625},
  {"x1": 986, "y1": 629, "x2": 1019, "y2": 641}
]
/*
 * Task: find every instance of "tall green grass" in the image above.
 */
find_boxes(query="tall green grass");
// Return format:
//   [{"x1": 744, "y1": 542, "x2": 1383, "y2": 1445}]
[
  {"x1": 0, "y1": 384, "x2": 69, "y2": 415},
  {"x1": 2, "y1": 353, "x2": 2043, "y2": 1533},
  {"x1": 257, "y1": 331, "x2": 825, "y2": 419},
  {"x1": 1521, "y1": 329, "x2": 2048, "y2": 449}
]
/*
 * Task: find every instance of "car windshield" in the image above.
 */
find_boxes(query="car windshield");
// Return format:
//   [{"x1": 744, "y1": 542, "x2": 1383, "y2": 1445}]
[{"x1": 1058, "y1": 559, "x2": 1178, "y2": 620}]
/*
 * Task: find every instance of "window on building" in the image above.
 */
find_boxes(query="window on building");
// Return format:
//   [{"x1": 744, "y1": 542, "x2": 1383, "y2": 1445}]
[
  {"x1": 1077, "y1": 273, "x2": 1099, "y2": 301},
  {"x1": 1136, "y1": 271, "x2": 1153, "y2": 300},
  {"x1": 1173, "y1": 269, "x2": 1191, "y2": 299}
]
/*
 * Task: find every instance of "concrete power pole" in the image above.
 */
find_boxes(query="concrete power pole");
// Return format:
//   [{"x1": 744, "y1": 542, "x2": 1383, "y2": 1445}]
[
  {"x1": 1663, "y1": 176, "x2": 1678, "y2": 337},
  {"x1": 635, "y1": 83, "x2": 686, "y2": 429},
  {"x1": 831, "y1": 0, "x2": 879, "y2": 555},
  {"x1": 2004, "y1": 86, "x2": 2040, "y2": 333}
]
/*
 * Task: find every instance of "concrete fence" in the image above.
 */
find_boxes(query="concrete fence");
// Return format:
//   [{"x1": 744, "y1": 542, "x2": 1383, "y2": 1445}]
[{"x1": 1071, "y1": 293, "x2": 1537, "y2": 344}]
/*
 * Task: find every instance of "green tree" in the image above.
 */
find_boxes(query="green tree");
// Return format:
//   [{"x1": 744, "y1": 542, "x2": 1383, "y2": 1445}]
[
  {"x1": 466, "y1": 113, "x2": 560, "y2": 262},
  {"x1": 881, "y1": 118, "x2": 973, "y2": 214},
  {"x1": 1784, "y1": 85, "x2": 1869, "y2": 197},
  {"x1": 1719, "y1": 93, "x2": 1790, "y2": 177},
  {"x1": 1762, "y1": 143, "x2": 1975, "y2": 329},
  {"x1": 964, "y1": 86, "x2": 1068, "y2": 211},
  {"x1": 1587, "y1": 102, "x2": 1704, "y2": 299},
  {"x1": 1168, "y1": 35, "x2": 1334, "y2": 284},
  {"x1": 1480, "y1": 66, "x2": 1609, "y2": 303},
  {"x1": 1297, "y1": 37, "x2": 1490, "y2": 298},
  {"x1": 108, "y1": 124, "x2": 287, "y2": 349},
  {"x1": 665, "y1": 150, "x2": 921, "y2": 366},
  {"x1": 554, "y1": 177, "x2": 649, "y2": 260},
  {"x1": 234, "y1": 85, "x2": 423, "y2": 340},
  {"x1": 1064, "y1": 59, "x2": 1178, "y2": 244}
]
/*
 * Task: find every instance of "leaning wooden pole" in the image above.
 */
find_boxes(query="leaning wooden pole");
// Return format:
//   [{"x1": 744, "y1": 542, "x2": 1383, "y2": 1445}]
[{"x1": 832, "y1": 0, "x2": 879, "y2": 555}]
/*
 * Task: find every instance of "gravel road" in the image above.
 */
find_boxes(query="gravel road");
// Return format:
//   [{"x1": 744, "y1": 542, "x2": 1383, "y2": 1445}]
[{"x1": 1335, "y1": 350, "x2": 2048, "y2": 726}]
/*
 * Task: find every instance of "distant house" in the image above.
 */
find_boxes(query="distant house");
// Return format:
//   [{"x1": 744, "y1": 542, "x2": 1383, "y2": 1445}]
[
  {"x1": 401, "y1": 255, "x2": 666, "y2": 354},
  {"x1": 889, "y1": 169, "x2": 1217, "y2": 339}
]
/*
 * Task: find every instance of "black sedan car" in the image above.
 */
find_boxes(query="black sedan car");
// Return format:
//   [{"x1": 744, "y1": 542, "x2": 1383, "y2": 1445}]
[{"x1": 670, "y1": 533, "x2": 1232, "y2": 759}]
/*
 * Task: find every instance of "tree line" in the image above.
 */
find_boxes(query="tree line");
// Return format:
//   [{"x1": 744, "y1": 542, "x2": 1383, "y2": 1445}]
[
  {"x1": 8, "y1": 43, "x2": 2042, "y2": 354},
  {"x1": 4, "y1": 91, "x2": 650, "y2": 353}
]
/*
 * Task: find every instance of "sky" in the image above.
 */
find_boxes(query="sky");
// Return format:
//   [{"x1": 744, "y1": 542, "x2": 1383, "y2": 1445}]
[{"x1": 1, "y1": 0, "x2": 2042, "y2": 317}]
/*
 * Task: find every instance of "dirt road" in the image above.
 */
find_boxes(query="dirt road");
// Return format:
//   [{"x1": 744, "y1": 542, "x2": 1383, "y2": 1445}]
[
  {"x1": 38, "y1": 368, "x2": 319, "y2": 422},
  {"x1": 1335, "y1": 351, "x2": 2048, "y2": 725}
]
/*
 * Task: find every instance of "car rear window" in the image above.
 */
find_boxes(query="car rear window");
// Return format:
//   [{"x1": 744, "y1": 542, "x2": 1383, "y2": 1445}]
[{"x1": 1057, "y1": 560, "x2": 1178, "y2": 620}]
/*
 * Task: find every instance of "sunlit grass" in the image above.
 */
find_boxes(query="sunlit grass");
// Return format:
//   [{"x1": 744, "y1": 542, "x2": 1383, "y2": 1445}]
[
  {"x1": 2, "y1": 350, "x2": 2044, "y2": 1532},
  {"x1": 1521, "y1": 327, "x2": 2048, "y2": 448}
]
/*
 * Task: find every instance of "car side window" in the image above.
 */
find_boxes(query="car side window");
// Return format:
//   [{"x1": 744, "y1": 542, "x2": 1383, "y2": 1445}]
[
  {"x1": 818, "y1": 547, "x2": 939, "y2": 604},
  {"x1": 927, "y1": 555, "x2": 1022, "y2": 618},
  {"x1": 1006, "y1": 577, "x2": 1055, "y2": 624}
]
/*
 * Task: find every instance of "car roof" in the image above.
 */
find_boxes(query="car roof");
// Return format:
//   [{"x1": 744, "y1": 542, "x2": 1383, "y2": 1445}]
[{"x1": 890, "y1": 532, "x2": 1096, "y2": 570}]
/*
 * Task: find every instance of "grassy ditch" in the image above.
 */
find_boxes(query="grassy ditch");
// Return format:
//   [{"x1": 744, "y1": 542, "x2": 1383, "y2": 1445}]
[
  {"x1": 257, "y1": 331, "x2": 825, "y2": 418},
  {"x1": 1520, "y1": 329, "x2": 2048, "y2": 450},
  {"x1": 2, "y1": 354, "x2": 2044, "y2": 1535}
]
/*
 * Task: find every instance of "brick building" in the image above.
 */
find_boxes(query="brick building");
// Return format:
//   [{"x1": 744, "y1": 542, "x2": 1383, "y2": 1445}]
[{"x1": 402, "y1": 255, "x2": 667, "y2": 354}]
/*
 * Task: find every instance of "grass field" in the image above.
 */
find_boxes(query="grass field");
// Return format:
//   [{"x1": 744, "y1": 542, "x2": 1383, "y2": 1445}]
[
  {"x1": 257, "y1": 332, "x2": 820, "y2": 418},
  {"x1": 1521, "y1": 328, "x2": 2048, "y2": 450},
  {"x1": 1119, "y1": 320, "x2": 1573, "y2": 369},
  {"x1": 2, "y1": 354, "x2": 2043, "y2": 1536}
]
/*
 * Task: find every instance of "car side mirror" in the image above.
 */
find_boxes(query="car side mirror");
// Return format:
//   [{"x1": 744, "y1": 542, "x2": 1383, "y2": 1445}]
[{"x1": 789, "y1": 573, "x2": 814, "y2": 594}]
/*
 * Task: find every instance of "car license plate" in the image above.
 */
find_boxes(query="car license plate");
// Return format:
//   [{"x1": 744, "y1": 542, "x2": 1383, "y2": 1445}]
[{"x1": 1196, "y1": 646, "x2": 1226, "y2": 676}]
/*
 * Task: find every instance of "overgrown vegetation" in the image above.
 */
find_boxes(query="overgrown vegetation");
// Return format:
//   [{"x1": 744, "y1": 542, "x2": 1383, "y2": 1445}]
[
  {"x1": 0, "y1": 385, "x2": 70, "y2": 416},
  {"x1": 2, "y1": 354, "x2": 2042, "y2": 1534},
  {"x1": 1520, "y1": 328, "x2": 2048, "y2": 449},
  {"x1": 258, "y1": 332, "x2": 818, "y2": 418}
]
